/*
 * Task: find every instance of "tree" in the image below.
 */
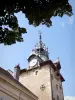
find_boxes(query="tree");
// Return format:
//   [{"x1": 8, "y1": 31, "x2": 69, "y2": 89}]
[{"x1": 0, "y1": 0, "x2": 73, "y2": 45}]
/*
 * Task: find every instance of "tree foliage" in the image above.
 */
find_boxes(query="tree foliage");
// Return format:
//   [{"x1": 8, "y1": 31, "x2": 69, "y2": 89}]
[{"x1": 0, "y1": 0, "x2": 72, "y2": 45}]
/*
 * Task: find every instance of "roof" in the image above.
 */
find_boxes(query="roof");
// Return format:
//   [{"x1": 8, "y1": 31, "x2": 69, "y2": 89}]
[
  {"x1": 20, "y1": 60, "x2": 56, "y2": 74},
  {"x1": 0, "y1": 67, "x2": 14, "y2": 80},
  {"x1": 20, "y1": 60, "x2": 65, "y2": 82},
  {"x1": 60, "y1": 73, "x2": 65, "y2": 82},
  {"x1": 53, "y1": 58, "x2": 61, "y2": 69},
  {"x1": 40, "y1": 60, "x2": 56, "y2": 70}
]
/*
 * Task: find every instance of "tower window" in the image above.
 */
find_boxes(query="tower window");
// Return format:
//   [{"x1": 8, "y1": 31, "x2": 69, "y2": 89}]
[
  {"x1": 40, "y1": 48, "x2": 44, "y2": 51},
  {"x1": 35, "y1": 71, "x2": 38, "y2": 75},
  {"x1": 37, "y1": 49, "x2": 39, "y2": 51}
]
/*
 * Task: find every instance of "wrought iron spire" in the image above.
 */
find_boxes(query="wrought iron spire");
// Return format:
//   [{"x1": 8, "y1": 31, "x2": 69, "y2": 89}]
[
  {"x1": 39, "y1": 30, "x2": 42, "y2": 41},
  {"x1": 38, "y1": 30, "x2": 43, "y2": 56},
  {"x1": 38, "y1": 29, "x2": 42, "y2": 49},
  {"x1": 28, "y1": 30, "x2": 49, "y2": 62}
]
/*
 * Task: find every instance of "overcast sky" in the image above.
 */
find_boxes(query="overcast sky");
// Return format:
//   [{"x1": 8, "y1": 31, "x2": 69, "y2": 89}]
[{"x1": 0, "y1": 0, "x2": 75, "y2": 97}]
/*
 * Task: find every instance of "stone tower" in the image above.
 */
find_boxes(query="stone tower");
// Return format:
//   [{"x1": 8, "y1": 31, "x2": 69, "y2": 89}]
[{"x1": 19, "y1": 32, "x2": 65, "y2": 100}]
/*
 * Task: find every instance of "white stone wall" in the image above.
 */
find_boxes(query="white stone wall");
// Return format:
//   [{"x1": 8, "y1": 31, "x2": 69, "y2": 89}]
[
  {"x1": 0, "y1": 76, "x2": 38, "y2": 100},
  {"x1": 19, "y1": 63, "x2": 64, "y2": 100},
  {"x1": 19, "y1": 65, "x2": 53, "y2": 100}
]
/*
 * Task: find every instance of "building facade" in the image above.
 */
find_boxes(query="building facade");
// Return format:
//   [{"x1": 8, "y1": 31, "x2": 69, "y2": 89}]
[
  {"x1": 0, "y1": 32, "x2": 65, "y2": 100},
  {"x1": 19, "y1": 32, "x2": 65, "y2": 100}
]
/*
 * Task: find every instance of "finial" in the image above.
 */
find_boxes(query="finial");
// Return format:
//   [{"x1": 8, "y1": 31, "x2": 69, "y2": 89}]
[
  {"x1": 16, "y1": 63, "x2": 20, "y2": 68},
  {"x1": 38, "y1": 29, "x2": 42, "y2": 42},
  {"x1": 14, "y1": 63, "x2": 20, "y2": 69},
  {"x1": 57, "y1": 57, "x2": 60, "y2": 62}
]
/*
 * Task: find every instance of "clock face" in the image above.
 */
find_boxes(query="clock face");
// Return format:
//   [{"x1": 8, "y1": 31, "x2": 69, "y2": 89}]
[
  {"x1": 40, "y1": 55, "x2": 48, "y2": 61},
  {"x1": 29, "y1": 58, "x2": 37, "y2": 67}
]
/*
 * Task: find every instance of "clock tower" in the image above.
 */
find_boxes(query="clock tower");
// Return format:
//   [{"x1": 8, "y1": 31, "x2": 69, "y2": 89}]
[
  {"x1": 19, "y1": 31, "x2": 65, "y2": 100},
  {"x1": 28, "y1": 31, "x2": 49, "y2": 69}
]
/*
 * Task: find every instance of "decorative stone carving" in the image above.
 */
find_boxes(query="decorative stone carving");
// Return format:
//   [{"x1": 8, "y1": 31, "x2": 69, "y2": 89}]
[{"x1": 40, "y1": 84, "x2": 45, "y2": 91}]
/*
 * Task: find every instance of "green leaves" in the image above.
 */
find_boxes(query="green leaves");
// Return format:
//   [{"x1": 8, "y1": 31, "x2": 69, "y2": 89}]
[
  {"x1": 0, "y1": 0, "x2": 73, "y2": 45},
  {"x1": 0, "y1": 13, "x2": 27, "y2": 45},
  {"x1": 0, "y1": 27, "x2": 27, "y2": 45}
]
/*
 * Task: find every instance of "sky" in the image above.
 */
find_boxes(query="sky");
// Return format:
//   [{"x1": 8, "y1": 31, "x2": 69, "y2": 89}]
[
  {"x1": 0, "y1": 0, "x2": 75, "y2": 97},
  {"x1": 64, "y1": 96, "x2": 75, "y2": 100}
]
